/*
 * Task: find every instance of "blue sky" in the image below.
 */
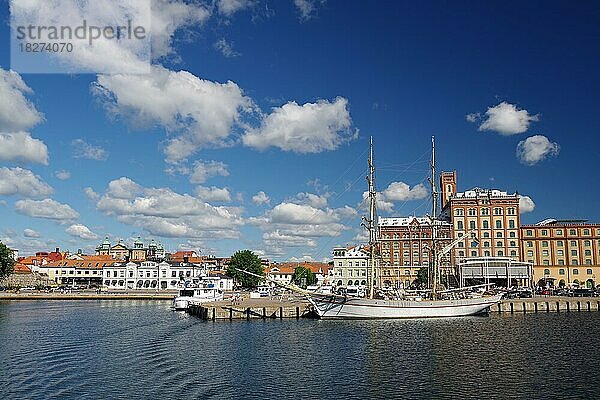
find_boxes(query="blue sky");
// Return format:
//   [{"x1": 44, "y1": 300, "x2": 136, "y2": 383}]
[{"x1": 1, "y1": 0, "x2": 599, "y2": 260}]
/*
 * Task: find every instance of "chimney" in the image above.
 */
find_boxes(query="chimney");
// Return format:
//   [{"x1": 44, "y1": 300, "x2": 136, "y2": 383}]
[
  {"x1": 183, "y1": 256, "x2": 189, "y2": 264},
  {"x1": 125, "y1": 255, "x2": 130, "y2": 263},
  {"x1": 55, "y1": 247, "x2": 60, "y2": 253}
]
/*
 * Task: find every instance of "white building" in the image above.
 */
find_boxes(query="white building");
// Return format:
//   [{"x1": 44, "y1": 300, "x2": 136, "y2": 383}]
[
  {"x1": 332, "y1": 245, "x2": 377, "y2": 288},
  {"x1": 102, "y1": 261, "x2": 233, "y2": 291}
]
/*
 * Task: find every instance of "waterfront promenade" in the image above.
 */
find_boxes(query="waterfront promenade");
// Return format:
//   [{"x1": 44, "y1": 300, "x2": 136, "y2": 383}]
[{"x1": 0, "y1": 291, "x2": 176, "y2": 301}]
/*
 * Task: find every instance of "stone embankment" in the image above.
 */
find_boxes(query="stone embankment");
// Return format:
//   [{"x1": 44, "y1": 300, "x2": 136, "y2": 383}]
[{"x1": 494, "y1": 296, "x2": 599, "y2": 313}]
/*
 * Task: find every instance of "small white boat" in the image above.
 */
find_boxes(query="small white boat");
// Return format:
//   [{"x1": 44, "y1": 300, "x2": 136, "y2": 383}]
[{"x1": 172, "y1": 281, "x2": 224, "y2": 310}]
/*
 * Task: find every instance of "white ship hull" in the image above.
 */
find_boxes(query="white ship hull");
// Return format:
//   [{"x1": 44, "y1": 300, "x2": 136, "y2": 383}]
[{"x1": 307, "y1": 294, "x2": 502, "y2": 319}]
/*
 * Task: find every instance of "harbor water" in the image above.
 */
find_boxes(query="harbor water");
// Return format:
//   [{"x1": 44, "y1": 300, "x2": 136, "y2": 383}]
[{"x1": 1, "y1": 300, "x2": 599, "y2": 399}]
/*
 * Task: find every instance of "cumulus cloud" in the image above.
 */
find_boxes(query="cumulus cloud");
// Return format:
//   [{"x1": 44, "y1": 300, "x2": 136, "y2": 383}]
[
  {"x1": 107, "y1": 177, "x2": 143, "y2": 199},
  {"x1": 217, "y1": 0, "x2": 253, "y2": 16},
  {"x1": 516, "y1": 135, "x2": 560, "y2": 165},
  {"x1": 84, "y1": 187, "x2": 100, "y2": 200},
  {"x1": 93, "y1": 65, "x2": 254, "y2": 163},
  {"x1": 65, "y1": 224, "x2": 99, "y2": 240},
  {"x1": 252, "y1": 191, "x2": 270, "y2": 206},
  {"x1": 72, "y1": 139, "x2": 108, "y2": 161},
  {"x1": 465, "y1": 113, "x2": 480, "y2": 123},
  {"x1": 95, "y1": 177, "x2": 244, "y2": 239},
  {"x1": 23, "y1": 228, "x2": 41, "y2": 238},
  {"x1": 10, "y1": 1, "x2": 210, "y2": 73},
  {"x1": 15, "y1": 198, "x2": 79, "y2": 221},
  {"x1": 0, "y1": 68, "x2": 44, "y2": 131},
  {"x1": 0, "y1": 132, "x2": 49, "y2": 165},
  {"x1": 249, "y1": 201, "x2": 353, "y2": 250},
  {"x1": 195, "y1": 186, "x2": 232, "y2": 202},
  {"x1": 189, "y1": 160, "x2": 230, "y2": 184},
  {"x1": 519, "y1": 195, "x2": 535, "y2": 214},
  {"x1": 242, "y1": 97, "x2": 355, "y2": 153},
  {"x1": 291, "y1": 192, "x2": 329, "y2": 209},
  {"x1": 0, "y1": 167, "x2": 53, "y2": 198},
  {"x1": 55, "y1": 170, "x2": 71, "y2": 180},
  {"x1": 360, "y1": 181, "x2": 428, "y2": 213},
  {"x1": 381, "y1": 182, "x2": 428, "y2": 202},
  {"x1": 214, "y1": 38, "x2": 241, "y2": 57},
  {"x1": 476, "y1": 102, "x2": 539, "y2": 135}
]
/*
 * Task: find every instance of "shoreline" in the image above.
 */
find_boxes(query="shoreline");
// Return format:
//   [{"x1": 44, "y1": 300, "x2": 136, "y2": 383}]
[{"x1": 0, "y1": 292, "x2": 175, "y2": 301}]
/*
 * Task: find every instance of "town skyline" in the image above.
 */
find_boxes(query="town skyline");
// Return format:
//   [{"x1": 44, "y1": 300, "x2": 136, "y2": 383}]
[{"x1": 1, "y1": 1, "x2": 599, "y2": 261}]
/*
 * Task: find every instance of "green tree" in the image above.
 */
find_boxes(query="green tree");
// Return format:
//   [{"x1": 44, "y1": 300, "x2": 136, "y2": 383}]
[
  {"x1": 412, "y1": 267, "x2": 429, "y2": 289},
  {"x1": 226, "y1": 250, "x2": 264, "y2": 288},
  {"x1": 0, "y1": 241, "x2": 16, "y2": 279},
  {"x1": 291, "y1": 266, "x2": 316, "y2": 288}
]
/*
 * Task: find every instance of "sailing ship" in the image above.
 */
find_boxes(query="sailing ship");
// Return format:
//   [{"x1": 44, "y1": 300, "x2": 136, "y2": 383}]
[{"x1": 305, "y1": 137, "x2": 503, "y2": 319}]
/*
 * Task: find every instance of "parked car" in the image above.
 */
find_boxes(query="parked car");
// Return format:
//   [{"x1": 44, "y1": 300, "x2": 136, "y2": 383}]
[
  {"x1": 517, "y1": 289, "x2": 533, "y2": 298},
  {"x1": 571, "y1": 288, "x2": 596, "y2": 297}
]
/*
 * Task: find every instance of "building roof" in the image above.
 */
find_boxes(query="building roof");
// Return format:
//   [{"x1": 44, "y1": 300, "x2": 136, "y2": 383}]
[
  {"x1": 453, "y1": 187, "x2": 517, "y2": 198},
  {"x1": 270, "y1": 261, "x2": 331, "y2": 275},
  {"x1": 378, "y1": 216, "x2": 451, "y2": 227},
  {"x1": 44, "y1": 255, "x2": 115, "y2": 269},
  {"x1": 522, "y1": 219, "x2": 599, "y2": 227},
  {"x1": 170, "y1": 251, "x2": 199, "y2": 260},
  {"x1": 13, "y1": 263, "x2": 32, "y2": 274}
]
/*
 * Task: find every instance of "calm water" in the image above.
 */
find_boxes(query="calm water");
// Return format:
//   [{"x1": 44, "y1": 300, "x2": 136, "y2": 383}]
[{"x1": 0, "y1": 301, "x2": 599, "y2": 400}]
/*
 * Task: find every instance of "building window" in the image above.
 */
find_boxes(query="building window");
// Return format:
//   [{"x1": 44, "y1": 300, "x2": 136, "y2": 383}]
[
  {"x1": 587, "y1": 269, "x2": 593, "y2": 275},
  {"x1": 571, "y1": 250, "x2": 578, "y2": 256},
  {"x1": 494, "y1": 208, "x2": 502, "y2": 215},
  {"x1": 495, "y1": 220, "x2": 502, "y2": 229},
  {"x1": 572, "y1": 260, "x2": 579, "y2": 266},
  {"x1": 468, "y1": 208, "x2": 476, "y2": 216},
  {"x1": 569, "y1": 229, "x2": 576, "y2": 236},
  {"x1": 573, "y1": 268, "x2": 579, "y2": 275},
  {"x1": 556, "y1": 229, "x2": 563, "y2": 236},
  {"x1": 557, "y1": 241, "x2": 563, "y2": 247},
  {"x1": 541, "y1": 229, "x2": 548, "y2": 236},
  {"x1": 557, "y1": 250, "x2": 564, "y2": 256},
  {"x1": 583, "y1": 229, "x2": 590, "y2": 235},
  {"x1": 455, "y1": 209, "x2": 464, "y2": 216},
  {"x1": 469, "y1": 221, "x2": 476, "y2": 229},
  {"x1": 496, "y1": 232, "x2": 503, "y2": 238},
  {"x1": 558, "y1": 260, "x2": 564, "y2": 265},
  {"x1": 542, "y1": 241, "x2": 548, "y2": 247},
  {"x1": 544, "y1": 269, "x2": 550, "y2": 275},
  {"x1": 586, "y1": 260, "x2": 592, "y2": 265},
  {"x1": 527, "y1": 250, "x2": 533, "y2": 256},
  {"x1": 570, "y1": 241, "x2": 577, "y2": 246},
  {"x1": 482, "y1": 220, "x2": 489, "y2": 229},
  {"x1": 526, "y1": 229, "x2": 533, "y2": 236},
  {"x1": 559, "y1": 269, "x2": 565, "y2": 275},
  {"x1": 497, "y1": 251, "x2": 504, "y2": 256},
  {"x1": 585, "y1": 250, "x2": 592, "y2": 256},
  {"x1": 481, "y1": 208, "x2": 489, "y2": 216},
  {"x1": 509, "y1": 232, "x2": 516, "y2": 238},
  {"x1": 484, "y1": 241, "x2": 490, "y2": 248},
  {"x1": 543, "y1": 260, "x2": 549, "y2": 266},
  {"x1": 527, "y1": 241, "x2": 533, "y2": 247},
  {"x1": 483, "y1": 232, "x2": 490, "y2": 238},
  {"x1": 510, "y1": 241, "x2": 516, "y2": 247},
  {"x1": 471, "y1": 251, "x2": 477, "y2": 256},
  {"x1": 542, "y1": 250, "x2": 549, "y2": 256},
  {"x1": 510, "y1": 251, "x2": 517, "y2": 257},
  {"x1": 457, "y1": 221, "x2": 463, "y2": 230},
  {"x1": 509, "y1": 220, "x2": 515, "y2": 229},
  {"x1": 584, "y1": 240, "x2": 591, "y2": 247},
  {"x1": 496, "y1": 241, "x2": 503, "y2": 247}
]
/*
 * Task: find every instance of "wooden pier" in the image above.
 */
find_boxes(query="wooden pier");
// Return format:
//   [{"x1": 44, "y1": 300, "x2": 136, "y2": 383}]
[
  {"x1": 188, "y1": 298, "x2": 314, "y2": 320},
  {"x1": 187, "y1": 296, "x2": 600, "y2": 320}
]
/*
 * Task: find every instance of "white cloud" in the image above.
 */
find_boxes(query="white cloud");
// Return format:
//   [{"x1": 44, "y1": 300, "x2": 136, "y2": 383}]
[
  {"x1": 249, "y1": 201, "x2": 353, "y2": 250},
  {"x1": 65, "y1": 224, "x2": 99, "y2": 240},
  {"x1": 72, "y1": 139, "x2": 108, "y2": 161},
  {"x1": 23, "y1": 228, "x2": 41, "y2": 238},
  {"x1": 55, "y1": 170, "x2": 71, "y2": 180},
  {"x1": 294, "y1": 0, "x2": 322, "y2": 20},
  {"x1": 516, "y1": 135, "x2": 560, "y2": 165},
  {"x1": 107, "y1": 177, "x2": 143, "y2": 199},
  {"x1": 477, "y1": 102, "x2": 539, "y2": 135},
  {"x1": 381, "y1": 181, "x2": 428, "y2": 202},
  {"x1": 0, "y1": 132, "x2": 49, "y2": 165},
  {"x1": 465, "y1": 113, "x2": 480, "y2": 123},
  {"x1": 195, "y1": 186, "x2": 232, "y2": 202},
  {"x1": 93, "y1": 65, "x2": 254, "y2": 163},
  {"x1": 360, "y1": 181, "x2": 427, "y2": 213},
  {"x1": 214, "y1": 38, "x2": 241, "y2": 57},
  {"x1": 0, "y1": 167, "x2": 53, "y2": 198},
  {"x1": 189, "y1": 160, "x2": 230, "y2": 184},
  {"x1": 0, "y1": 68, "x2": 44, "y2": 131},
  {"x1": 292, "y1": 192, "x2": 329, "y2": 209},
  {"x1": 252, "y1": 191, "x2": 270, "y2": 206},
  {"x1": 151, "y1": 0, "x2": 211, "y2": 60},
  {"x1": 217, "y1": 0, "x2": 252, "y2": 16},
  {"x1": 95, "y1": 177, "x2": 244, "y2": 239},
  {"x1": 15, "y1": 198, "x2": 79, "y2": 221},
  {"x1": 242, "y1": 97, "x2": 355, "y2": 153},
  {"x1": 84, "y1": 187, "x2": 100, "y2": 200},
  {"x1": 519, "y1": 195, "x2": 535, "y2": 214},
  {"x1": 10, "y1": 1, "x2": 210, "y2": 74}
]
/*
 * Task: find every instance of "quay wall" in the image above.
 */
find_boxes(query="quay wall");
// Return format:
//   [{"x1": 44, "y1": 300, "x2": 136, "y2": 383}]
[
  {"x1": 0, "y1": 293, "x2": 175, "y2": 301},
  {"x1": 494, "y1": 297, "x2": 599, "y2": 313}
]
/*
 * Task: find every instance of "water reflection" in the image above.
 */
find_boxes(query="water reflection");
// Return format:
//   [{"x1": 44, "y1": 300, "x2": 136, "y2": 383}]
[{"x1": 0, "y1": 301, "x2": 598, "y2": 399}]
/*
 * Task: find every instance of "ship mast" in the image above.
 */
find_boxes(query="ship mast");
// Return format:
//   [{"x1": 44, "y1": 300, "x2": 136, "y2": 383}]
[
  {"x1": 430, "y1": 136, "x2": 439, "y2": 299},
  {"x1": 366, "y1": 136, "x2": 377, "y2": 300}
]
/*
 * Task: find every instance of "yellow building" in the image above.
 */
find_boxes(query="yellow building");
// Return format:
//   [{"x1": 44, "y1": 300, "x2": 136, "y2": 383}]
[{"x1": 520, "y1": 219, "x2": 600, "y2": 288}]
